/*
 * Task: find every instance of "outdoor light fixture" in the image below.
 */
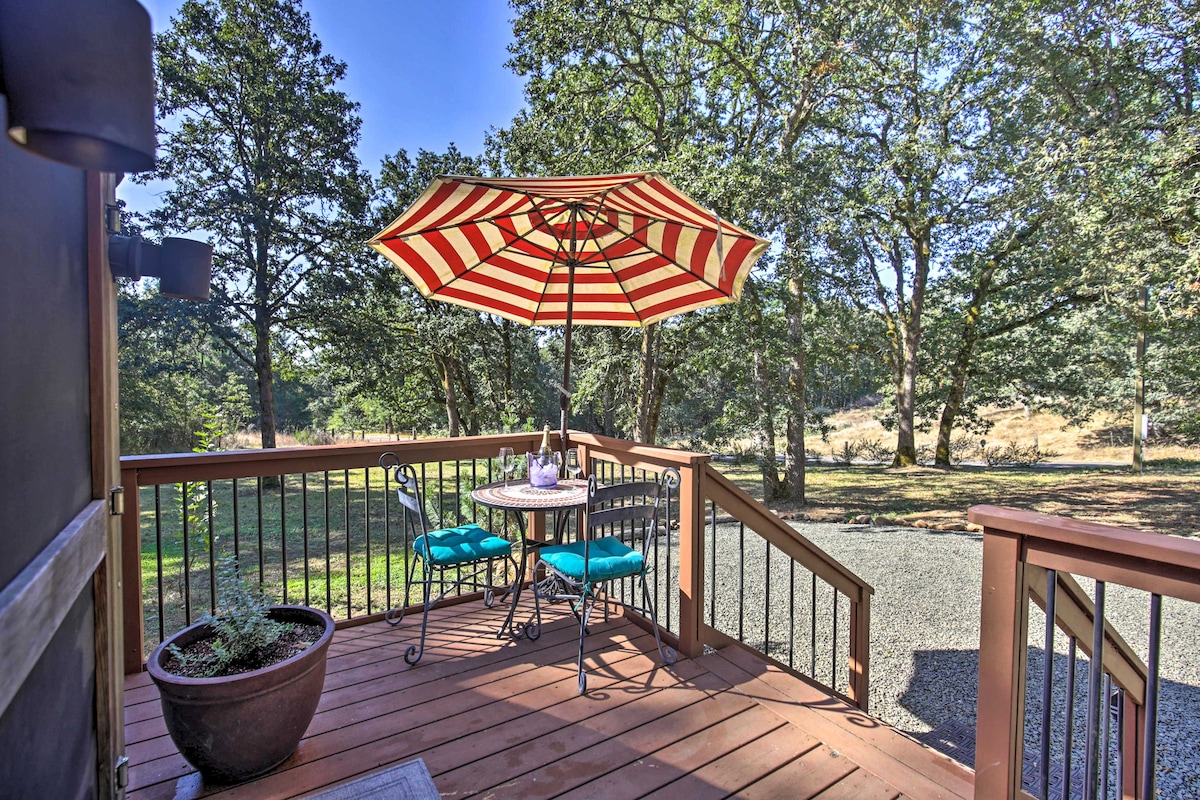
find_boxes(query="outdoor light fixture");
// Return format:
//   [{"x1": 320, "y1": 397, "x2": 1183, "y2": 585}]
[
  {"x1": 0, "y1": 0, "x2": 156, "y2": 172},
  {"x1": 109, "y1": 235, "x2": 213, "y2": 302}
]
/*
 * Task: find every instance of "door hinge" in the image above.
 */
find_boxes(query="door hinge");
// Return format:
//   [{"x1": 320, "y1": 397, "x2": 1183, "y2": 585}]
[
  {"x1": 115, "y1": 755, "x2": 129, "y2": 790},
  {"x1": 109, "y1": 486, "x2": 125, "y2": 516}
]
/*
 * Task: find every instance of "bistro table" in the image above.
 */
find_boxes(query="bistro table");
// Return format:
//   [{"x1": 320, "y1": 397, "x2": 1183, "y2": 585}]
[{"x1": 471, "y1": 478, "x2": 589, "y2": 640}]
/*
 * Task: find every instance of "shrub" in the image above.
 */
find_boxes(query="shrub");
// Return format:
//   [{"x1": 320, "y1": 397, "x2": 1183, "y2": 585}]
[
  {"x1": 832, "y1": 441, "x2": 863, "y2": 466},
  {"x1": 167, "y1": 557, "x2": 292, "y2": 678},
  {"x1": 984, "y1": 441, "x2": 1061, "y2": 466},
  {"x1": 859, "y1": 438, "x2": 892, "y2": 464},
  {"x1": 948, "y1": 435, "x2": 976, "y2": 465}
]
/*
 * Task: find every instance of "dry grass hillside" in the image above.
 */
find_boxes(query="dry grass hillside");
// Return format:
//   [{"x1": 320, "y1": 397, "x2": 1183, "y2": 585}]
[{"x1": 816, "y1": 404, "x2": 1196, "y2": 465}]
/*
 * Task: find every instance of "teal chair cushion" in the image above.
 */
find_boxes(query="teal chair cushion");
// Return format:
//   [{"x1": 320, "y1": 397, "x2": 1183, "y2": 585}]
[
  {"x1": 414, "y1": 524, "x2": 511, "y2": 566},
  {"x1": 539, "y1": 537, "x2": 644, "y2": 582}
]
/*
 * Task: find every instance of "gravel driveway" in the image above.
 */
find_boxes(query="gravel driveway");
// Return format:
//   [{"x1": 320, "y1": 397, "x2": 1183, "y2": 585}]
[{"x1": 771, "y1": 522, "x2": 1200, "y2": 799}]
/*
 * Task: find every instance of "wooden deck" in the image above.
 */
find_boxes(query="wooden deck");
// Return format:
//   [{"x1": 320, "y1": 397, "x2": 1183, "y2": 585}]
[{"x1": 124, "y1": 602, "x2": 974, "y2": 799}]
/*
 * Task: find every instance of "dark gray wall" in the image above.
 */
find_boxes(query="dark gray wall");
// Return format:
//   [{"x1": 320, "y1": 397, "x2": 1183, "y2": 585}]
[{"x1": 0, "y1": 105, "x2": 99, "y2": 799}]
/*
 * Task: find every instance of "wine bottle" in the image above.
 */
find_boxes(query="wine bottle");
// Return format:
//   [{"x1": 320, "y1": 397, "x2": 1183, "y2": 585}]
[{"x1": 538, "y1": 423, "x2": 553, "y2": 464}]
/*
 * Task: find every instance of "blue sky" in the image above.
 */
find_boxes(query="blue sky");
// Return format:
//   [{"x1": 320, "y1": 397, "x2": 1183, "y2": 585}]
[{"x1": 121, "y1": 0, "x2": 527, "y2": 214}]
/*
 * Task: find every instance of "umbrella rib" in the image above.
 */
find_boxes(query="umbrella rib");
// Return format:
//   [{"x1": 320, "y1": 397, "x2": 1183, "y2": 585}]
[{"x1": 575, "y1": 201, "x2": 648, "y2": 325}]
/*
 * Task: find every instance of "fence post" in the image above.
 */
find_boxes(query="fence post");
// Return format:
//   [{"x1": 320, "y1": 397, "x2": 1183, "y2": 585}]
[
  {"x1": 975, "y1": 528, "x2": 1030, "y2": 799},
  {"x1": 676, "y1": 461, "x2": 705, "y2": 658},
  {"x1": 120, "y1": 465, "x2": 143, "y2": 673}
]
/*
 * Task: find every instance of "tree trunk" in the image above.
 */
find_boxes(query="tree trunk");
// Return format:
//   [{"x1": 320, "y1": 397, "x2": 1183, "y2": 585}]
[
  {"x1": 891, "y1": 237, "x2": 930, "y2": 467},
  {"x1": 747, "y1": 281, "x2": 782, "y2": 498},
  {"x1": 784, "y1": 268, "x2": 806, "y2": 503},
  {"x1": 753, "y1": 348, "x2": 782, "y2": 499},
  {"x1": 438, "y1": 356, "x2": 461, "y2": 437},
  {"x1": 251, "y1": 238, "x2": 278, "y2": 489},
  {"x1": 935, "y1": 273, "x2": 990, "y2": 465},
  {"x1": 634, "y1": 324, "x2": 658, "y2": 443}
]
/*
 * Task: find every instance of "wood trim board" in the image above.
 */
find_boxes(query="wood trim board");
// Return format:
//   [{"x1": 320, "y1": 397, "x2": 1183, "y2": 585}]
[{"x1": 0, "y1": 499, "x2": 107, "y2": 718}]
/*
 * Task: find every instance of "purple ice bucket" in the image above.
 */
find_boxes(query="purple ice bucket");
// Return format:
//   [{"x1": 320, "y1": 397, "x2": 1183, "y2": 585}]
[{"x1": 526, "y1": 452, "x2": 560, "y2": 489}]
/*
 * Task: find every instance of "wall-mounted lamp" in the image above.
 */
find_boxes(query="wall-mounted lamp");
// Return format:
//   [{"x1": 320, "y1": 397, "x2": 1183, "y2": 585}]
[
  {"x1": 0, "y1": 0, "x2": 156, "y2": 173},
  {"x1": 109, "y1": 235, "x2": 213, "y2": 302}
]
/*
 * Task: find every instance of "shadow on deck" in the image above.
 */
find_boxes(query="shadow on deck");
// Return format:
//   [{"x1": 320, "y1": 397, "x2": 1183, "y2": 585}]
[{"x1": 123, "y1": 602, "x2": 974, "y2": 799}]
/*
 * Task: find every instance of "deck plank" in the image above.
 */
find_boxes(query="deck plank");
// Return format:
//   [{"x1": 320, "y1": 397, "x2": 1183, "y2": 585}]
[
  {"x1": 123, "y1": 604, "x2": 974, "y2": 800},
  {"x1": 738, "y1": 745, "x2": 862, "y2": 800},
  {"x1": 702, "y1": 647, "x2": 974, "y2": 800},
  {"x1": 561, "y1": 707, "x2": 794, "y2": 800},
  {"x1": 646, "y1": 725, "x2": 823, "y2": 800}
]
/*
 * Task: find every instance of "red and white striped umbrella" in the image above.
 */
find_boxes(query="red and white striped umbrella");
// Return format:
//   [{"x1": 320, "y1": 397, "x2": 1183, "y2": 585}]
[{"x1": 367, "y1": 173, "x2": 770, "y2": 439}]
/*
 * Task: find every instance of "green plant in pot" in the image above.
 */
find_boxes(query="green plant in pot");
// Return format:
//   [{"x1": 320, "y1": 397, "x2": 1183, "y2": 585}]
[{"x1": 148, "y1": 557, "x2": 335, "y2": 782}]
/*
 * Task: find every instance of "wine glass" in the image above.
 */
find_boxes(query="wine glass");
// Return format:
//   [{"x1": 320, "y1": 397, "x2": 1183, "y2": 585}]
[
  {"x1": 565, "y1": 448, "x2": 582, "y2": 480},
  {"x1": 499, "y1": 446, "x2": 515, "y2": 487}
]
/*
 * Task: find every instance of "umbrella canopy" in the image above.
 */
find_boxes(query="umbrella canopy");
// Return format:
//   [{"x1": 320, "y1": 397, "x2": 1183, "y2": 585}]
[{"x1": 368, "y1": 173, "x2": 770, "y2": 442}]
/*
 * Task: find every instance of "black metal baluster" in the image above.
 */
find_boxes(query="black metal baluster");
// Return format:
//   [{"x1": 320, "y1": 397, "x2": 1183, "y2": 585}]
[
  {"x1": 738, "y1": 521, "x2": 745, "y2": 641},
  {"x1": 788, "y1": 559, "x2": 795, "y2": 669},
  {"x1": 280, "y1": 475, "x2": 287, "y2": 604},
  {"x1": 154, "y1": 485, "x2": 163, "y2": 643},
  {"x1": 454, "y1": 460, "x2": 462, "y2": 526},
  {"x1": 182, "y1": 482, "x2": 191, "y2": 624},
  {"x1": 1141, "y1": 593, "x2": 1163, "y2": 800},
  {"x1": 1100, "y1": 672, "x2": 1111, "y2": 800},
  {"x1": 764, "y1": 540, "x2": 771, "y2": 654},
  {"x1": 207, "y1": 481, "x2": 215, "y2": 611},
  {"x1": 811, "y1": 573, "x2": 817, "y2": 677},
  {"x1": 1040, "y1": 569, "x2": 1058, "y2": 800},
  {"x1": 365, "y1": 467, "x2": 371, "y2": 614},
  {"x1": 832, "y1": 585, "x2": 839, "y2": 689},
  {"x1": 256, "y1": 476, "x2": 264, "y2": 584},
  {"x1": 302, "y1": 473, "x2": 310, "y2": 607},
  {"x1": 709, "y1": 500, "x2": 717, "y2": 627},
  {"x1": 1061, "y1": 637, "x2": 1078, "y2": 800},
  {"x1": 344, "y1": 469, "x2": 351, "y2": 618},
  {"x1": 232, "y1": 477, "x2": 240, "y2": 564},
  {"x1": 1085, "y1": 581, "x2": 1106, "y2": 798},
  {"x1": 323, "y1": 471, "x2": 331, "y2": 613},
  {"x1": 437, "y1": 460, "x2": 445, "y2": 526}
]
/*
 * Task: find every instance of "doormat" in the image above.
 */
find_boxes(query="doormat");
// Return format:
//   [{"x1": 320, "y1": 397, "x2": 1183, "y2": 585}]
[{"x1": 300, "y1": 758, "x2": 439, "y2": 800}]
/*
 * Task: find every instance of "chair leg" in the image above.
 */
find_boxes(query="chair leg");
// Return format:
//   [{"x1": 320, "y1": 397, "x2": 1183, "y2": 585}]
[
  {"x1": 386, "y1": 546, "x2": 424, "y2": 626},
  {"x1": 576, "y1": 588, "x2": 595, "y2": 695},
  {"x1": 404, "y1": 561, "x2": 434, "y2": 666},
  {"x1": 640, "y1": 572, "x2": 678, "y2": 666}
]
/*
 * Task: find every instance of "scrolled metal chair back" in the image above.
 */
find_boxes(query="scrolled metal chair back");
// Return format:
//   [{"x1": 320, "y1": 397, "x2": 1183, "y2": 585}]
[{"x1": 379, "y1": 452, "x2": 430, "y2": 535}]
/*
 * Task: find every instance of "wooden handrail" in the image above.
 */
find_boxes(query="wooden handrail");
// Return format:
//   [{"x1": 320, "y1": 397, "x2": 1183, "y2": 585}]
[
  {"x1": 970, "y1": 505, "x2": 1200, "y2": 799},
  {"x1": 120, "y1": 432, "x2": 549, "y2": 485}
]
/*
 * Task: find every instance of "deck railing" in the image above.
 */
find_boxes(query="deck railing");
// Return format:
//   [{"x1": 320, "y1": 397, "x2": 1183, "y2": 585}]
[
  {"x1": 972, "y1": 504, "x2": 1200, "y2": 799},
  {"x1": 120, "y1": 432, "x2": 872, "y2": 711}
]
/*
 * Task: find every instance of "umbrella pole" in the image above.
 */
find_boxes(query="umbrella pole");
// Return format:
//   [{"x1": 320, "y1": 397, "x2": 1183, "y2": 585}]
[{"x1": 560, "y1": 258, "x2": 576, "y2": 459}]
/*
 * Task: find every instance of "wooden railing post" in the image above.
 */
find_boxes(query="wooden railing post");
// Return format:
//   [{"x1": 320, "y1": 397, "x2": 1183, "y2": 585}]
[
  {"x1": 849, "y1": 590, "x2": 871, "y2": 711},
  {"x1": 676, "y1": 462, "x2": 704, "y2": 659},
  {"x1": 120, "y1": 465, "x2": 143, "y2": 672},
  {"x1": 975, "y1": 528, "x2": 1030, "y2": 800}
]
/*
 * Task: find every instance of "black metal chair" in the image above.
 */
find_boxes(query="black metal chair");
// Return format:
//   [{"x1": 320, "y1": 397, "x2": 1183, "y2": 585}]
[
  {"x1": 530, "y1": 468, "x2": 680, "y2": 693},
  {"x1": 379, "y1": 453, "x2": 519, "y2": 665}
]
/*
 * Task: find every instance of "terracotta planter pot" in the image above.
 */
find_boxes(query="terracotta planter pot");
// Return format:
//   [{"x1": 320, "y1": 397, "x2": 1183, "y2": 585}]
[{"x1": 147, "y1": 605, "x2": 335, "y2": 782}]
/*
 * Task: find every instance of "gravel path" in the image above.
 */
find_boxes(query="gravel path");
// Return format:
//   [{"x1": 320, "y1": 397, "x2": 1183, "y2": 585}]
[{"x1": 685, "y1": 521, "x2": 1200, "y2": 798}]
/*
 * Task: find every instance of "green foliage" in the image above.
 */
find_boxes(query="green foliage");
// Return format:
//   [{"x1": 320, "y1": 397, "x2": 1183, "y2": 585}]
[
  {"x1": 142, "y1": 0, "x2": 369, "y2": 448},
  {"x1": 166, "y1": 556, "x2": 292, "y2": 678},
  {"x1": 983, "y1": 441, "x2": 1062, "y2": 467}
]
